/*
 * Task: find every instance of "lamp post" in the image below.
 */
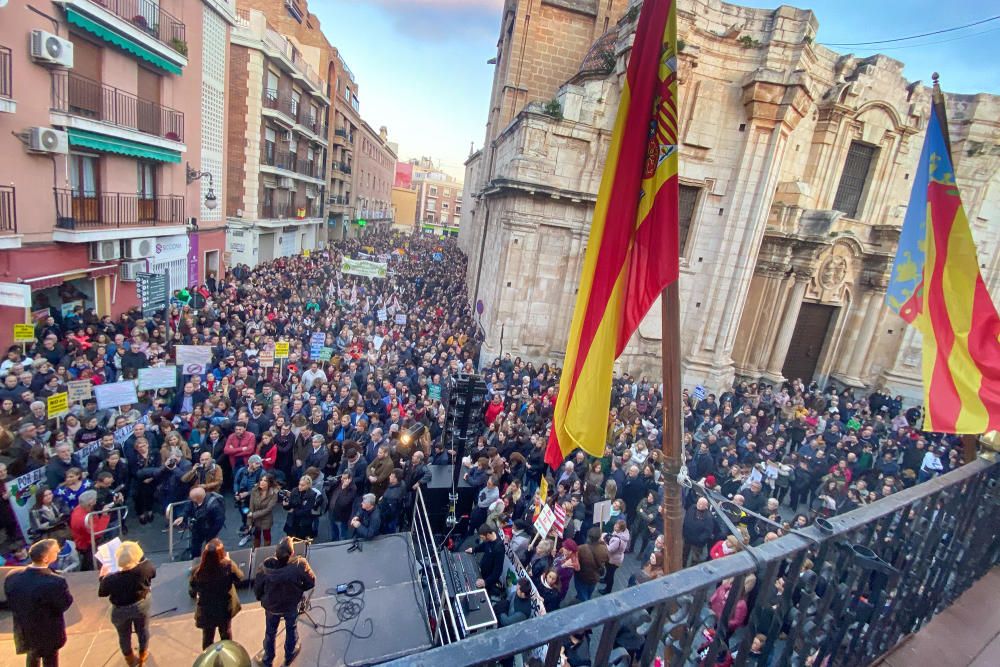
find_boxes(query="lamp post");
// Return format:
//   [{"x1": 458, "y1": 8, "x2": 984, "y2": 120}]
[{"x1": 186, "y1": 162, "x2": 218, "y2": 211}]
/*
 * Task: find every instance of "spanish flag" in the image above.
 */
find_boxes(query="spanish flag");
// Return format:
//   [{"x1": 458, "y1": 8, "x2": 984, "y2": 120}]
[
  {"x1": 546, "y1": 0, "x2": 680, "y2": 468},
  {"x1": 886, "y1": 100, "x2": 1000, "y2": 433}
]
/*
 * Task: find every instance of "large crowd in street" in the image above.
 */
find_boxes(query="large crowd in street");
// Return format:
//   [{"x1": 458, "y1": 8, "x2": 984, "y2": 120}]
[{"x1": 0, "y1": 229, "x2": 967, "y2": 667}]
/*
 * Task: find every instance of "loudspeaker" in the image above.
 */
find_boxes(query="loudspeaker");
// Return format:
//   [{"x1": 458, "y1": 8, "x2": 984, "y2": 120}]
[
  {"x1": 228, "y1": 548, "x2": 253, "y2": 587},
  {"x1": 425, "y1": 464, "x2": 476, "y2": 534}
]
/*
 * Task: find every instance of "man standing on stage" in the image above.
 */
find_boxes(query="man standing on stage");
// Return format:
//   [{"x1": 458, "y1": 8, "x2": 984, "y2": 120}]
[
  {"x1": 4, "y1": 539, "x2": 74, "y2": 667},
  {"x1": 254, "y1": 537, "x2": 316, "y2": 667}
]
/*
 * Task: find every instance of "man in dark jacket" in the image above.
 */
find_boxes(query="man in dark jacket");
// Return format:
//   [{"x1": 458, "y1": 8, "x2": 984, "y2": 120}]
[
  {"x1": 681, "y1": 497, "x2": 716, "y2": 566},
  {"x1": 465, "y1": 524, "x2": 505, "y2": 594},
  {"x1": 254, "y1": 537, "x2": 316, "y2": 667},
  {"x1": 174, "y1": 487, "x2": 226, "y2": 559},
  {"x1": 4, "y1": 539, "x2": 74, "y2": 667},
  {"x1": 349, "y1": 493, "x2": 382, "y2": 540},
  {"x1": 378, "y1": 469, "x2": 406, "y2": 534}
]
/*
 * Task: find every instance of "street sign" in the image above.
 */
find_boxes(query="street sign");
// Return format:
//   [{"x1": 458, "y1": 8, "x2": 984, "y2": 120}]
[{"x1": 137, "y1": 272, "x2": 169, "y2": 316}]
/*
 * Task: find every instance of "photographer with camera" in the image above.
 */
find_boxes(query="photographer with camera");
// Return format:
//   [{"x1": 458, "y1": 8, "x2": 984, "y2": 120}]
[
  {"x1": 281, "y1": 475, "x2": 318, "y2": 540},
  {"x1": 173, "y1": 486, "x2": 226, "y2": 560},
  {"x1": 235, "y1": 455, "x2": 265, "y2": 543},
  {"x1": 182, "y1": 451, "x2": 224, "y2": 494},
  {"x1": 254, "y1": 537, "x2": 316, "y2": 667},
  {"x1": 154, "y1": 446, "x2": 192, "y2": 513}
]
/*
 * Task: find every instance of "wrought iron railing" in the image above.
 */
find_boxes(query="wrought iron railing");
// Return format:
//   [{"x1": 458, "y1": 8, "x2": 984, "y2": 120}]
[
  {"x1": 52, "y1": 70, "x2": 184, "y2": 142},
  {"x1": 91, "y1": 0, "x2": 187, "y2": 54},
  {"x1": 0, "y1": 45, "x2": 11, "y2": 99},
  {"x1": 54, "y1": 188, "x2": 185, "y2": 229},
  {"x1": 386, "y1": 457, "x2": 1000, "y2": 667},
  {"x1": 0, "y1": 185, "x2": 15, "y2": 233}
]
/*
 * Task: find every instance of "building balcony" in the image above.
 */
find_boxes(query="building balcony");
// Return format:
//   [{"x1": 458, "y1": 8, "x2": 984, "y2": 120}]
[
  {"x1": 260, "y1": 202, "x2": 323, "y2": 222},
  {"x1": 53, "y1": 188, "x2": 186, "y2": 241},
  {"x1": 261, "y1": 150, "x2": 325, "y2": 184},
  {"x1": 55, "y1": 0, "x2": 188, "y2": 75},
  {"x1": 52, "y1": 70, "x2": 184, "y2": 147},
  {"x1": 332, "y1": 161, "x2": 353, "y2": 175},
  {"x1": 234, "y1": 8, "x2": 325, "y2": 98},
  {"x1": 0, "y1": 45, "x2": 14, "y2": 114}
]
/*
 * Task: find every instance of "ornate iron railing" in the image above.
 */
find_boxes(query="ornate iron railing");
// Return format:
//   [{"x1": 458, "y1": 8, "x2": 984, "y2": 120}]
[
  {"x1": 387, "y1": 457, "x2": 1000, "y2": 667},
  {"x1": 92, "y1": 0, "x2": 187, "y2": 53}
]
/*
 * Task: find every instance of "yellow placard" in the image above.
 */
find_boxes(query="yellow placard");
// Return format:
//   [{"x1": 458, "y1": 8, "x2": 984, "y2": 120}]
[
  {"x1": 47, "y1": 392, "x2": 69, "y2": 419},
  {"x1": 274, "y1": 342, "x2": 290, "y2": 359},
  {"x1": 13, "y1": 324, "x2": 35, "y2": 343},
  {"x1": 303, "y1": 249, "x2": 311, "y2": 258}
]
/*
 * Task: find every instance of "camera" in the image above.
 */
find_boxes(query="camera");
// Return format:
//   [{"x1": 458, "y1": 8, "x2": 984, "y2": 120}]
[{"x1": 278, "y1": 489, "x2": 291, "y2": 502}]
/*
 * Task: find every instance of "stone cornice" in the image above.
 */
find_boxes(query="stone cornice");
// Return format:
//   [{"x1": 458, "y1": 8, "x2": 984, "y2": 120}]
[{"x1": 479, "y1": 177, "x2": 598, "y2": 204}]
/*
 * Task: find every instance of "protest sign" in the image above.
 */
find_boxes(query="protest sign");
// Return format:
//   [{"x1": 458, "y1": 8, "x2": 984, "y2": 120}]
[
  {"x1": 592, "y1": 499, "x2": 613, "y2": 526},
  {"x1": 534, "y1": 505, "x2": 556, "y2": 537},
  {"x1": 377, "y1": 308, "x2": 387, "y2": 322},
  {"x1": 67, "y1": 379, "x2": 93, "y2": 402},
  {"x1": 319, "y1": 347, "x2": 333, "y2": 361},
  {"x1": 138, "y1": 366, "x2": 178, "y2": 390},
  {"x1": 176, "y1": 345, "x2": 213, "y2": 375},
  {"x1": 259, "y1": 349, "x2": 275, "y2": 368},
  {"x1": 693, "y1": 385, "x2": 706, "y2": 401},
  {"x1": 13, "y1": 324, "x2": 34, "y2": 343},
  {"x1": 394, "y1": 313, "x2": 407, "y2": 325},
  {"x1": 94, "y1": 381, "x2": 139, "y2": 410},
  {"x1": 274, "y1": 342, "x2": 290, "y2": 359},
  {"x1": 4, "y1": 467, "x2": 46, "y2": 538},
  {"x1": 46, "y1": 392, "x2": 69, "y2": 419}
]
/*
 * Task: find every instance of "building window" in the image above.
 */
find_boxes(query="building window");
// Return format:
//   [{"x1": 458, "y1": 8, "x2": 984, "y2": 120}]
[
  {"x1": 291, "y1": 89, "x2": 302, "y2": 119},
  {"x1": 69, "y1": 153, "x2": 99, "y2": 197},
  {"x1": 265, "y1": 128, "x2": 277, "y2": 165},
  {"x1": 442, "y1": 202, "x2": 449, "y2": 210},
  {"x1": 678, "y1": 184, "x2": 701, "y2": 253},
  {"x1": 833, "y1": 141, "x2": 879, "y2": 219},
  {"x1": 429, "y1": 186, "x2": 437, "y2": 196},
  {"x1": 425, "y1": 214, "x2": 435, "y2": 224},
  {"x1": 137, "y1": 161, "x2": 157, "y2": 222},
  {"x1": 266, "y1": 70, "x2": 279, "y2": 99},
  {"x1": 426, "y1": 199, "x2": 436, "y2": 211},
  {"x1": 443, "y1": 188, "x2": 450, "y2": 197}
]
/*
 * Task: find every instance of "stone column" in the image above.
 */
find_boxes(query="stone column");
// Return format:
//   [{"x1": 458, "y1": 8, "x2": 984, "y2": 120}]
[
  {"x1": 845, "y1": 289, "x2": 885, "y2": 380},
  {"x1": 762, "y1": 274, "x2": 809, "y2": 382}
]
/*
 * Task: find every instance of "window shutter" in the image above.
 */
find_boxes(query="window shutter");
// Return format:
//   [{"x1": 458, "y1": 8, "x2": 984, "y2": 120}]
[{"x1": 833, "y1": 142, "x2": 878, "y2": 218}]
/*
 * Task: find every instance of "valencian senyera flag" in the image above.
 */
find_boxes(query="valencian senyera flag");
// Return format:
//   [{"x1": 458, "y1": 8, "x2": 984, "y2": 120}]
[
  {"x1": 546, "y1": 0, "x2": 680, "y2": 468},
  {"x1": 886, "y1": 103, "x2": 1000, "y2": 433}
]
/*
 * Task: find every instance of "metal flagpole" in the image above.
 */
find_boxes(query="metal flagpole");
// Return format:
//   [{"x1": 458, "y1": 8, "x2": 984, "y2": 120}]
[{"x1": 661, "y1": 282, "x2": 684, "y2": 574}]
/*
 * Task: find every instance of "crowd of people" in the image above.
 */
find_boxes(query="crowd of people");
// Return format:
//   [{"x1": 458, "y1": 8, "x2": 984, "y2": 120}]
[{"x1": 0, "y1": 229, "x2": 967, "y2": 667}]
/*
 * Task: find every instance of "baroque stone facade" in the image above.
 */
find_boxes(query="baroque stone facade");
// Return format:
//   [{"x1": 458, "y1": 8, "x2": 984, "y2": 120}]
[{"x1": 460, "y1": 0, "x2": 1000, "y2": 403}]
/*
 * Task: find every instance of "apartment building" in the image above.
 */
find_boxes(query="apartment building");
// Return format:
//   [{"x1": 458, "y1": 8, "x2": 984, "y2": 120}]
[
  {"x1": 224, "y1": 5, "x2": 328, "y2": 267},
  {"x1": 0, "y1": 0, "x2": 234, "y2": 345},
  {"x1": 354, "y1": 121, "x2": 396, "y2": 233},
  {"x1": 327, "y1": 48, "x2": 360, "y2": 239},
  {"x1": 411, "y1": 159, "x2": 462, "y2": 237}
]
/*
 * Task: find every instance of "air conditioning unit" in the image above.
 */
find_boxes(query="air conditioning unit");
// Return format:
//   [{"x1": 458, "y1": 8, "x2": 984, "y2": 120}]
[
  {"x1": 90, "y1": 240, "x2": 121, "y2": 262},
  {"x1": 122, "y1": 238, "x2": 155, "y2": 259},
  {"x1": 279, "y1": 177, "x2": 294, "y2": 189},
  {"x1": 30, "y1": 30, "x2": 74, "y2": 68},
  {"x1": 28, "y1": 127, "x2": 68, "y2": 154},
  {"x1": 119, "y1": 260, "x2": 145, "y2": 282}
]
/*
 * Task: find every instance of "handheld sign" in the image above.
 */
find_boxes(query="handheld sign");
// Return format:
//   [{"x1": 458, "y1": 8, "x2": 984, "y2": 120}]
[
  {"x1": 13, "y1": 324, "x2": 34, "y2": 343},
  {"x1": 94, "y1": 381, "x2": 139, "y2": 410},
  {"x1": 176, "y1": 345, "x2": 213, "y2": 376},
  {"x1": 274, "y1": 342, "x2": 290, "y2": 359},
  {"x1": 138, "y1": 366, "x2": 179, "y2": 390},
  {"x1": 46, "y1": 392, "x2": 69, "y2": 419},
  {"x1": 67, "y1": 379, "x2": 93, "y2": 403},
  {"x1": 258, "y1": 349, "x2": 275, "y2": 368}
]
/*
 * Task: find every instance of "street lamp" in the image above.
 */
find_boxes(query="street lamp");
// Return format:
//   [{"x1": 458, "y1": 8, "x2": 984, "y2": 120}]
[{"x1": 186, "y1": 162, "x2": 218, "y2": 210}]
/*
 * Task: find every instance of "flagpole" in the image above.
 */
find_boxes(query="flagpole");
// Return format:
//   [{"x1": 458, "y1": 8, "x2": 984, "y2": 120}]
[
  {"x1": 932, "y1": 72, "x2": 979, "y2": 463},
  {"x1": 661, "y1": 281, "x2": 684, "y2": 574}
]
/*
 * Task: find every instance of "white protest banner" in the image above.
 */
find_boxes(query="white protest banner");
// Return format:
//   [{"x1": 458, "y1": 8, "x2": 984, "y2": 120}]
[
  {"x1": 74, "y1": 442, "x2": 101, "y2": 467},
  {"x1": 0, "y1": 282, "x2": 31, "y2": 308},
  {"x1": 114, "y1": 424, "x2": 135, "y2": 446},
  {"x1": 67, "y1": 379, "x2": 93, "y2": 403},
  {"x1": 138, "y1": 366, "x2": 178, "y2": 390},
  {"x1": 340, "y1": 258, "x2": 388, "y2": 279},
  {"x1": 592, "y1": 499, "x2": 613, "y2": 526},
  {"x1": 176, "y1": 345, "x2": 213, "y2": 375},
  {"x1": 5, "y1": 467, "x2": 46, "y2": 538},
  {"x1": 500, "y1": 534, "x2": 547, "y2": 616},
  {"x1": 94, "y1": 380, "x2": 139, "y2": 410},
  {"x1": 394, "y1": 313, "x2": 407, "y2": 325}
]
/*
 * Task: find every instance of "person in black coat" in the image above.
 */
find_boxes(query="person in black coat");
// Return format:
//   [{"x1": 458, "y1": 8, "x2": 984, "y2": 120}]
[
  {"x1": 349, "y1": 493, "x2": 382, "y2": 540},
  {"x1": 173, "y1": 487, "x2": 226, "y2": 559},
  {"x1": 189, "y1": 539, "x2": 245, "y2": 649},
  {"x1": 254, "y1": 537, "x2": 316, "y2": 667},
  {"x1": 3, "y1": 539, "x2": 74, "y2": 667},
  {"x1": 282, "y1": 475, "x2": 318, "y2": 539},
  {"x1": 682, "y1": 497, "x2": 717, "y2": 566},
  {"x1": 326, "y1": 472, "x2": 358, "y2": 541},
  {"x1": 465, "y1": 524, "x2": 505, "y2": 594},
  {"x1": 97, "y1": 541, "x2": 157, "y2": 665}
]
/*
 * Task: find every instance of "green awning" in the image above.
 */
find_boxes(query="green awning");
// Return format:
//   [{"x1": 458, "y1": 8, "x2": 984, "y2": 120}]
[
  {"x1": 65, "y1": 7, "x2": 182, "y2": 76},
  {"x1": 67, "y1": 128, "x2": 182, "y2": 163}
]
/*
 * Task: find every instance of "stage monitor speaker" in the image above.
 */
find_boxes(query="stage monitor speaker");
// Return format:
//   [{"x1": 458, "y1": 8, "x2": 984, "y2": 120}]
[{"x1": 228, "y1": 548, "x2": 253, "y2": 586}]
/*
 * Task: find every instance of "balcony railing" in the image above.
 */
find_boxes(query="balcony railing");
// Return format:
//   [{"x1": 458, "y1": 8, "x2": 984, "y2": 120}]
[
  {"x1": 0, "y1": 46, "x2": 11, "y2": 99},
  {"x1": 54, "y1": 188, "x2": 184, "y2": 229},
  {"x1": 52, "y1": 71, "x2": 184, "y2": 142},
  {"x1": 328, "y1": 195, "x2": 350, "y2": 206},
  {"x1": 0, "y1": 186, "x2": 16, "y2": 233},
  {"x1": 260, "y1": 202, "x2": 295, "y2": 219},
  {"x1": 387, "y1": 456, "x2": 1000, "y2": 667},
  {"x1": 331, "y1": 161, "x2": 352, "y2": 175},
  {"x1": 263, "y1": 149, "x2": 298, "y2": 173},
  {"x1": 262, "y1": 88, "x2": 297, "y2": 123},
  {"x1": 91, "y1": 0, "x2": 187, "y2": 54}
]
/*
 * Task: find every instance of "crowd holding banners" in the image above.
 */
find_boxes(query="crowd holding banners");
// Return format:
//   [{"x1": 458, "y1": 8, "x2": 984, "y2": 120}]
[{"x1": 0, "y1": 228, "x2": 973, "y2": 664}]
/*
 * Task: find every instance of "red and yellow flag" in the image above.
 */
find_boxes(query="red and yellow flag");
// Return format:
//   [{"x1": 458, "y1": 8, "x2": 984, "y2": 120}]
[
  {"x1": 887, "y1": 103, "x2": 1000, "y2": 433},
  {"x1": 546, "y1": 0, "x2": 680, "y2": 468}
]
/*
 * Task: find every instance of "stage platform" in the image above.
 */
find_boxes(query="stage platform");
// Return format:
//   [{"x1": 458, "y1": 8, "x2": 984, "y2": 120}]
[{"x1": 0, "y1": 534, "x2": 433, "y2": 666}]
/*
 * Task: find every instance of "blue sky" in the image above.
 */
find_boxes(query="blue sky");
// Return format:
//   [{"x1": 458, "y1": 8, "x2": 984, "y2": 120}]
[{"x1": 311, "y1": 1, "x2": 999, "y2": 180}]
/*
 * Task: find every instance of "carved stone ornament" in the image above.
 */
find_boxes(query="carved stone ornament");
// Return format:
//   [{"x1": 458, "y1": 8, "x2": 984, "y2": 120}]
[{"x1": 819, "y1": 255, "x2": 848, "y2": 289}]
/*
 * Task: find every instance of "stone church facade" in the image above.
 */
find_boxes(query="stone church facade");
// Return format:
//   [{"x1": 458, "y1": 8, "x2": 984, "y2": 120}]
[{"x1": 459, "y1": 0, "x2": 1000, "y2": 402}]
